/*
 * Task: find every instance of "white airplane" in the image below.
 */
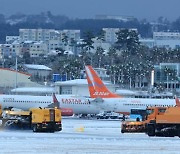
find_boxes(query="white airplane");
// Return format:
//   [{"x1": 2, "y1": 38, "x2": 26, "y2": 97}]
[
  {"x1": 85, "y1": 65, "x2": 180, "y2": 114},
  {"x1": 0, "y1": 93, "x2": 100, "y2": 116}
]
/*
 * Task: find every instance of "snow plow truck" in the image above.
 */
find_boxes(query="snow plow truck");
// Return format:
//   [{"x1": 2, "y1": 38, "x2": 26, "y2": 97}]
[{"x1": 0, "y1": 107, "x2": 62, "y2": 133}]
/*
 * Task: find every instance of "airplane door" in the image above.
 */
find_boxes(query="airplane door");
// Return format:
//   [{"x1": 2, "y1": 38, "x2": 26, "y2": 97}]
[{"x1": 113, "y1": 103, "x2": 118, "y2": 111}]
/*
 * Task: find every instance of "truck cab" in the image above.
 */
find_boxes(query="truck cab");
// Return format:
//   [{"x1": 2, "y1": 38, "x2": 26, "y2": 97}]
[
  {"x1": 146, "y1": 107, "x2": 167, "y2": 121},
  {"x1": 146, "y1": 106, "x2": 180, "y2": 137}
]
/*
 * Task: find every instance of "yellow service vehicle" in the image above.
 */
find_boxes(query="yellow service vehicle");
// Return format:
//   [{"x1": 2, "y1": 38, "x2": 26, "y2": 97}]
[
  {"x1": 0, "y1": 105, "x2": 2, "y2": 118},
  {"x1": 30, "y1": 108, "x2": 62, "y2": 132},
  {"x1": 1, "y1": 107, "x2": 62, "y2": 133}
]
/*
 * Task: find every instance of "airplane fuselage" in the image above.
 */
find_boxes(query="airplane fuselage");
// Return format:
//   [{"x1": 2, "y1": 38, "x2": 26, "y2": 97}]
[
  {"x1": 0, "y1": 94, "x2": 100, "y2": 114},
  {"x1": 95, "y1": 97, "x2": 175, "y2": 114}
]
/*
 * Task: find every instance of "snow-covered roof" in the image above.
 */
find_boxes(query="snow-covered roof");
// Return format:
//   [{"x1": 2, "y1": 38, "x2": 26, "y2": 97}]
[
  {"x1": 55, "y1": 30, "x2": 60, "y2": 34},
  {"x1": 115, "y1": 89, "x2": 137, "y2": 95},
  {"x1": 64, "y1": 50, "x2": 74, "y2": 55},
  {"x1": 33, "y1": 42, "x2": 42, "y2": 45},
  {"x1": 11, "y1": 87, "x2": 54, "y2": 93},
  {"x1": 56, "y1": 79, "x2": 87, "y2": 85},
  {"x1": 55, "y1": 79, "x2": 112, "y2": 86},
  {"x1": 12, "y1": 40, "x2": 20, "y2": 44},
  {"x1": 24, "y1": 64, "x2": 52, "y2": 71},
  {"x1": 24, "y1": 41, "x2": 34, "y2": 44}
]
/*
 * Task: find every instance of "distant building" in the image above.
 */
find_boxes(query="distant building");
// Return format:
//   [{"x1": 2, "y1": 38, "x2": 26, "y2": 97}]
[
  {"x1": 0, "y1": 68, "x2": 39, "y2": 93},
  {"x1": 95, "y1": 15, "x2": 136, "y2": 22},
  {"x1": 11, "y1": 41, "x2": 21, "y2": 56},
  {"x1": 62, "y1": 30, "x2": 80, "y2": 42},
  {"x1": 19, "y1": 29, "x2": 58, "y2": 42},
  {"x1": 103, "y1": 28, "x2": 138, "y2": 44},
  {"x1": 6, "y1": 36, "x2": 20, "y2": 44},
  {"x1": 88, "y1": 37, "x2": 111, "y2": 53},
  {"x1": 139, "y1": 39, "x2": 155, "y2": 48},
  {"x1": 29, "y1": 41, "x2": 48, "y2": 57},
  {"x1": 0, "y1": 44, "x2": 16, "y2": 58},
  {"x1": 19, "y1": 28, "x2": 81, "y2": 54},
  {"x1": 154, "y1": 63, "x2": 180, "y2": 91},
  {"x1": 48, "y1": 39, "x2": 62, "y2": 53},
  {"x1": 23, "y1": 64, "x2": 52, "y2": 81},
  {"x1": 10, "y1": 41, "x2": 48, "y2": 57},
  {"x1": 153, "y1": 32, "x2": 180, "y2": 49}
]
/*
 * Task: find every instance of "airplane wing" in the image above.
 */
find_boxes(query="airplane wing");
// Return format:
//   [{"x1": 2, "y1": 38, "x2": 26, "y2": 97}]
[{"x1": 47, "y1": 103, "x2": 54, "y2": 108}]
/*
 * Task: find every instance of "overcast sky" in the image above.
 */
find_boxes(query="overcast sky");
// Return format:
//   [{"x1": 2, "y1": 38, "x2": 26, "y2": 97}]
[{"x1": 0, "y1": 0, "x2": 179, "y2": 21}]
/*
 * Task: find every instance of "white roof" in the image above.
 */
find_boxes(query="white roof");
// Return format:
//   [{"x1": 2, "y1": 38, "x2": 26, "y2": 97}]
[
  {"x1": 115, "y1": 89, "x2": 137, "y2": 95},
  {"x1": 56, "y1": 79, "x2": 87, "y2": 86},
  {"x1": 11, "y1": 87, "x2": 54, "y2": 93},
  {"x1": 24, "y1": 64, "x2": 52, "y2": 71},
  {"x1": 24, "y1": 41, "x2": 34, "y2": 44},
  {"x1": 55, "y1": 79, "x2": 112, "y2": 86}
]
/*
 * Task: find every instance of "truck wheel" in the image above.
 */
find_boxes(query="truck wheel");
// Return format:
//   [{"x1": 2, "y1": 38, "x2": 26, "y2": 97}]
[
  {"x1": 147, "y1": 125, "x2": 155, "y2": 136},
  {"x1": 33, "y1": 125, "x2": 38, "y2": 132},
  {"x1": 177, "y1": 129, "x2": 180, "y2": 137},
  {"x1": 49, "y1": 130, "x2": 55, "y2": 133}
]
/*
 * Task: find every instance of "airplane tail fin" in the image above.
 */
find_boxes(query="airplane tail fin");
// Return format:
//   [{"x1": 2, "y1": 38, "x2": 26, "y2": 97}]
[
  {"x1": 175, "y1": 96, "x2": 180, "y2": 107},
  {"x1": 53, "y1": 93, "x2": 60, "y2": 108},
  {"x1": 85, "y1": 65, "x2": 122, "y2": 98}
]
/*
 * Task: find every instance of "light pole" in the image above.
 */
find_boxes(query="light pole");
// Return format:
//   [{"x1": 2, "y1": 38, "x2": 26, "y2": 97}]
[
  {"x1": 15, "y1": 56, "x2": 17, "y2": 88},
  {"x1": 151, "y1": 70, "x2": 155, "y2": 93},
  {"x1": 167, "y1": 73, "x2": 169, "y2": 91}
]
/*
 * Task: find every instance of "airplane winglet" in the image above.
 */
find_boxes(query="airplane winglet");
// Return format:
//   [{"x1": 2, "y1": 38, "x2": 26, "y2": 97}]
[{"x1": 85, "y1": 65, "x2": 122, "y2": 98}]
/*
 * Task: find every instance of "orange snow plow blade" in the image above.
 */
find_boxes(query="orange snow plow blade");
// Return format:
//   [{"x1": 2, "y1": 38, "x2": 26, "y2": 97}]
[{"x1": 121, "y1": 121, "x2": 146, "y2": 133}]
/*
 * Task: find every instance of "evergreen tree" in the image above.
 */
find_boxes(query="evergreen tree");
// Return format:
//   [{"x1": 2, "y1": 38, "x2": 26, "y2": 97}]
[
  {"x1": 115, "y1": 29, "x2": 140, "y2": 54},
  {"x1": 61, "y1": 33, "x2": 69, "y2": 49},
  {"x1": 95, "y1": 46, "x2": 105, "y2": 68},
  {"x1": 107, "y1": 47, "x2": 117, "y2": 66},
  {"x1": 97, "y1": 29, "x2": 105, "y2": 42},
  {"x1": 23, "y1": 52, "x2": 31, "y2": 64},
  {"x1": 82, "y1": 31, "x2": 94, "y2": 52}
]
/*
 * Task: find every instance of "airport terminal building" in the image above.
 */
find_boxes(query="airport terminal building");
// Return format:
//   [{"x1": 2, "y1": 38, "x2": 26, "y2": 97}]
[{"x1": 0, "y1": 68, "x2": 39, "y2": 94}]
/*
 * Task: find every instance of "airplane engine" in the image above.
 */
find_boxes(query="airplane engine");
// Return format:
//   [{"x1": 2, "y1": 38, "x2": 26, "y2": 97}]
[{"x1": 61, "y1": 108, "x2": 73, "y2": 116}]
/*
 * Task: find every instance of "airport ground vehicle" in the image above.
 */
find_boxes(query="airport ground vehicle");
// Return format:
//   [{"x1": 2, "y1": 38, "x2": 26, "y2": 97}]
[
  {"x1": 0, "y1": 105, "x2": 2, "y2": 118},
  {"x1": 146, "y1": 107, "x2": 180, "y2": 137},
  {"x1": 96, "y1": 111, "x2": 123, "y2": 119},
  {"x1": 130, "y1": 108, "x2": 146, "y2": 121},
  {"x1": 121, "y1": 106, "x2": 180, "y2": 137},
  {"x1": 1, "y1": 107, "x2": 62, "y2": 132},
  {"x1": 121, "y1": 107, "x2": 167, "y2": 133}
]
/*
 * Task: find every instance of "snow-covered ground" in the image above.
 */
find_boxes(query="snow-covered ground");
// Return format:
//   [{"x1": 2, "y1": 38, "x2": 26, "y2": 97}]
[{"x1": 1, "y1": 118, "x2": 180, "y2": 154}]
